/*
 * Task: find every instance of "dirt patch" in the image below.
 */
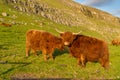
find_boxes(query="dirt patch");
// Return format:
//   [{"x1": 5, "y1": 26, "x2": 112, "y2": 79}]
[{"x1": 11, "y1": 73, "x2": 39, "y2": 80}]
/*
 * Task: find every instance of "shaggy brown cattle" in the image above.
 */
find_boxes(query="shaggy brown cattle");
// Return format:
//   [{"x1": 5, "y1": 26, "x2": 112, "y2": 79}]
[
  {"x1": 1, "y1": 22, "x2": 12, "y2": 27},
  {"x1": 112, "y1": 39, "x2": 120, "y2": 46},
  {"x1": 59, "y1": 31, "x2": 109, "y2": 69},
  {"x1": 26, "y1": 29, "x2": 64, "y2": 60}
]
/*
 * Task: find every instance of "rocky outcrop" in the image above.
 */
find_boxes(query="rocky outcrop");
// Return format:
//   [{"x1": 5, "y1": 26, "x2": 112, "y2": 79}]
[
  {"x1": 5, "y1": 0, "x2": 84, "y2": 26},
  {"x1": 1, "y1": 12, "x2": 8, "y2": 17},
  {"x1": 2, "y1": 0, "x2": 120, "y2": 42},
  {"x1": 5, "y1": 0, "x2": 120, "y2": 27}
]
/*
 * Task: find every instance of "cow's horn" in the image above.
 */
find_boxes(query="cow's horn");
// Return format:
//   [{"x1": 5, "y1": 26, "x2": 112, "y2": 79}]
[
  {"x1": 73, "y1": 31, "x2": 82, "y2": 35},
  {"x1": 55, "y1": 28, "x2": 63, "y2": 33}
]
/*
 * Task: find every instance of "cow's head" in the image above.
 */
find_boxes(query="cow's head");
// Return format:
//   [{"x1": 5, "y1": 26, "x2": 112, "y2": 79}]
[
  {"x1": 56, "y1": 29, "x2": 81, "y2": 46},
  {"x1": 60, "y1": 31, "x2": 76, "y2": 46}
]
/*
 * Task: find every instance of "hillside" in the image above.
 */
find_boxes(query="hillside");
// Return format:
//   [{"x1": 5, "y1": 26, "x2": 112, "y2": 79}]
[
  {"x1": 0, "y1": 0, "x2": 120, "y2": 80},
  {"x1": 2, "y1": 0, "x2": 120, "y2": 42},
  {"x1": 3, "y1": 0, "x2": 120, "y2": 40}
]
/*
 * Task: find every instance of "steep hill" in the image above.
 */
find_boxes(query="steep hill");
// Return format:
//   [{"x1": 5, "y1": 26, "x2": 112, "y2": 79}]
[{"x1": 1, "y1": 0, "x2": 120, "y2": 41}]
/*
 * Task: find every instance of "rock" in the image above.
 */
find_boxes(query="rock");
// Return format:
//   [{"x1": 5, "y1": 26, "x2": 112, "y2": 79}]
[
  {"x1": 1, "y1": 12, "x2": 8, "y2": 17},
  {"x1": 11, "y1": 14, "x2": 17, "y2": 19}
]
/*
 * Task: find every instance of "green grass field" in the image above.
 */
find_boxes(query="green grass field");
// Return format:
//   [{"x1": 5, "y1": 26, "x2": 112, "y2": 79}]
[{"x1": 0, "y1": 1, "x2": 120, "y2": 80}]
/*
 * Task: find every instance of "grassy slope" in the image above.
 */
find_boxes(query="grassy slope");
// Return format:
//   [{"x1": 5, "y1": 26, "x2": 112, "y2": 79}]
[
  {"x1": 0, "y1": 0, "x2": 120, "y2": 80},
  {"x1": 40, "y1": 0, "x2": 120, "y2": 42}
]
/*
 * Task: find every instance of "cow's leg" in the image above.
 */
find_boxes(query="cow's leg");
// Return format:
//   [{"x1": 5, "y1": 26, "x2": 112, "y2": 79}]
[
  {"x1": 99, "y1": 58, "x2": 103, "y2": 67},
  {"x1": 104, "y1": 61, "x2": 109, "y2": 69},
  {"x1": 26, "y1": 41, "x2": 31, "y2": 57},
  {"x1": 80, "y1": 54, "x2": 86, "y2": 67},
  {"x1": 32, "y1": 49, "x2": 37, "y2": 56},
  {"x1": 49, "y1": 52, "x2": 53, "y2": 60},
  {"x1": 99, "y1": 58, "x2": 108, "y2": 69},
  {"x1": 99, "y1": 58, "x2": 109, "y2": 69},
  {"x1": 42, "y1": 49, "x2": 47, "y2": 61},
  {"x1": 77, "y1": 58, "x2": 82, "y2": 66},
  {"x1": 26, "y1": 46, "x2": 31, "y2": 57},
  {"x1": 49, "y1": 49, "x2": 54, "y2": 60}
]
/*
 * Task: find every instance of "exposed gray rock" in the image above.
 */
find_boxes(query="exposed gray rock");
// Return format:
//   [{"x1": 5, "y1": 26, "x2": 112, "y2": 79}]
[
  {"x1": 5, "y1": 0, "x2": 85, "y2": 26},
  {"x1": 2, "y1": 12, "x2": 8, "y2": 17},
  {"x1": 5, "y1": 0, "x2": 120, "y2": 27}
]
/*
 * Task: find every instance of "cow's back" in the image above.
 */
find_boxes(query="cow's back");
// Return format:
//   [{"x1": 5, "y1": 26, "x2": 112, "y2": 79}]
[
  {"x1": 26, "y1": 29, "x2": 43, "y2": 40},
  {"x1": 26, "y1": 30, "x2": 45, "y2": 49}
]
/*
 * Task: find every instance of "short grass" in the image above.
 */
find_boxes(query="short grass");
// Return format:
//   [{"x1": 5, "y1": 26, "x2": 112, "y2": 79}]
[{"x1": 0, "y1": 1, "x2": 120, "y2": 80}]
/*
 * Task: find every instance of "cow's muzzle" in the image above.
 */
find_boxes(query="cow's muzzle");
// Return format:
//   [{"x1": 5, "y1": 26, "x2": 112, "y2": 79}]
[{"x1": 64, "y1": 42, "x2": 70, "y2": 46}]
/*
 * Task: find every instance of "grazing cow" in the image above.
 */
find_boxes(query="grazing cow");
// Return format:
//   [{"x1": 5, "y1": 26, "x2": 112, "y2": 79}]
[
  {"x1": 58, "y1": 31, "x2": 109, "y2": 69},
  {"x1": 1, "y1": 22, "x2": 12, "y2": 27},
  {"x1": 112, "y1": 39, "x2": 120, "y2": 46},
  {"x1": 26, "y1": 29, "x2": 64, "y2": 60}
]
